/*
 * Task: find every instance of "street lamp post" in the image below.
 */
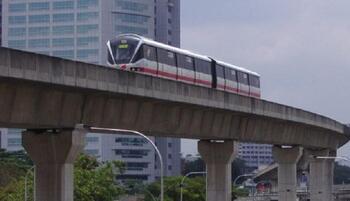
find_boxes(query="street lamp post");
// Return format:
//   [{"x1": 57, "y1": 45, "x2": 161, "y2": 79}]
[
  {"x1": 25, "y1": 166, "x2": 35, "y2": 201},
  {"x1": 314, "y1": 156, "x2": 350, "y2": 162},
  {"x1": 89, "y1": 127, "x2": 164, "y2": 201},
  {"x1": 180, "y1": 171, "x2": 206, "y2": 201}
]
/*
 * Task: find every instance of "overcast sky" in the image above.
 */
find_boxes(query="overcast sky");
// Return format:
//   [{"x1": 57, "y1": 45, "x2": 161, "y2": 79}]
[{"x1": 180, "y1": 1, "x2": 350, "y2": 156}]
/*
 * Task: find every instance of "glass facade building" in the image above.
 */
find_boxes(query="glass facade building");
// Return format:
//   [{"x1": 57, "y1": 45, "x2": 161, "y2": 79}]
[{"x1": 2, "y1": 0, "x2": 181, "y2": 183}]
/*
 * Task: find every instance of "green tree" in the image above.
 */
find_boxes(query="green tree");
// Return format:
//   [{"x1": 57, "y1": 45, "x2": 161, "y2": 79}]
[
  {"x1": 0, "y1": 153, "x2": 125, "y2": 201},
  {"x1": 182, "y1": 157, "x2": 247, "y2": 181},
  {"x1": 0, "y1": 149, "x2": 33, "y2": 188},
  {"x1": 334, "y1": 162, "x2": 350, "y2": 184},
  {"x1": 145, "y1": 176, "x2": 206, "y2": 201}
]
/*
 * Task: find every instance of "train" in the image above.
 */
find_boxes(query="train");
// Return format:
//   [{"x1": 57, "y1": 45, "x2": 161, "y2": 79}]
[{"x1": 107, "y1": 34, "x2": 261, "y2": 98}]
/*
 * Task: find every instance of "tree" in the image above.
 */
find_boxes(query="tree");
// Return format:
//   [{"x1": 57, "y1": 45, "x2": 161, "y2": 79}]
[
  {"x1": 145, "y1": 176, "x2": 206, "y2": 201},
  {"x1": 0, "y1": 149, "x2": 33, "y2": 188},
  {"x1": 182, "y1": 157, "x2": 247, "y2": 181},
  {"x1": 334, "y1": 162, "x2": 350, "y2": 184},
  {"x1": 0, "y1": 153, "x2": 125, "y2": 201}
]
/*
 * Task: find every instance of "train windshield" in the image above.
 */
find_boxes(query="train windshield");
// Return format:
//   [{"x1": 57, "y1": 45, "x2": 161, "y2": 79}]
[{"x1": 108, "y1": 37, "x2": 140, "y2": 64}]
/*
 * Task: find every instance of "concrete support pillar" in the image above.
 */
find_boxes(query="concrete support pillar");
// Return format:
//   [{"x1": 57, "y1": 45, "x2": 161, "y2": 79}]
[
  {"x1": 198, "y1": 140, "x2": 236, "y2": 201},
  {"x1": 22, "y1": 125, "x2": 87, "y2": 201},
  {"x1": 307, "y1": 149, "x2": 335, "y2": 201},
  {"x1": 272, "y1": 146, "x2": 302, "y2": 201}
]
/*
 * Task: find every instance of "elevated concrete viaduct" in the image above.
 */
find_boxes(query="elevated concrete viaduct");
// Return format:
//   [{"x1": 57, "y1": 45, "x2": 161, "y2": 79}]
[{"x1": 0, "y1": 47, "x2": 348, "y2": 201}]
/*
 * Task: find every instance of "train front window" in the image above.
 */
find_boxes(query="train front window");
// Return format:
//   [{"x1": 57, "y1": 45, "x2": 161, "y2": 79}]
[{"x1": 109, "y1": 37, "x2": 139, "y2": 64}]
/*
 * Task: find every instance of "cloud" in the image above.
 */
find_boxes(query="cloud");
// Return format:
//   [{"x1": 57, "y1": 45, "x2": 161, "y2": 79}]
[{"x1": 181, "y1": 0, "x2": 350, "y2": 155}]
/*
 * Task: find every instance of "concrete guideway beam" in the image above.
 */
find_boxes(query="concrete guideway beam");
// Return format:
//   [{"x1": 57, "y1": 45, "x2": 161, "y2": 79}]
[
  {"x1": 272, "y1": 146, "x2": 302, "y2": 201},
  {"x1": 22, "y1": 125, "x2": 87, "y2": 201},
  {"x1": 305, "y1": 149, "x2": 335, "y2": 201},
  {"x1": 198, "y1": 140, "x2": 237, "y2": 201}
]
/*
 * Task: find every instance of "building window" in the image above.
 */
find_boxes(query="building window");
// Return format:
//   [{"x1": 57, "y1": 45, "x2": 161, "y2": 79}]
[
  {"x1": 77, "y1": 0, "x2": 98, "y2": 8},
  {"x1": 29, "y1": 15, "x2": 50, "y2": 23},
  {"x1": 115, "y1": 0, "x2": 148, "y2": 12},
  {"x1": 8, "y1": 138, "x2": 22, "y2": 146},
  {"x1": 53, "y1": 13, "x2": 74, "y2": 22},
  {"x1": 168, "y1": 165, "x2": 172, "y2": 170},
  {"x1": 85, "y1": 149, "x2": 99, "y2": 155},
  {"x1": 52, "y1": 38, "x2": 74, "y2": 47},
  {"x1": 28, "y1": 39, "x2": 50, "y2": 48},
  {"x1": 53, "y1": 1, "x2": 74, "y2": 10},
  {"x1": 28, "y1": 27, "x2": 50, "y2": 36},
  {"x1": 28, "y1": 2, "x2": 50, "y2": 11},
  {"x1": 9, "y1": 3, "x2": 26, "y2": 12},
  {"x1": 116, "y1": 13, "x2": 149, "y2": 25},
  {"x1": 77, "y1": 24, "x2": 98, "y2": 34},
  {"x1": 52, "y1": 26, "x2": 74, "y2": 35},
  {"x1": 77, "y1": 49, "x2": 98, "y2": 59},
  {"x1": 168, "y1": 154, "x2": 172, "y2": 159},
  {"x1": 77, "y1": 37, "x2": 99, "y2": 47},
  {"x1": 9, "y1": 16, "x2": 26, "y2": 24},
  {"x1": 114, "y1": 149, "x2": 149, "y2": 158},
  {"x1": 8, "y1": 28, "x2": 26, "y2": 37},
  {"x1": 168, "y1": 142, "x2": 172, "y2": 148},
  {"x1": 116, "y1": 25, "x2": 148, "y2": 35},
  {"x1": 77, "y1": 12, "x2": 99, "y2": 22},
  {"x1": 8, "y1": 40, "x2": 26, "y2": 48},
  {"x1": 85, "y1": 136, "x2": 99, "y2": 143}
]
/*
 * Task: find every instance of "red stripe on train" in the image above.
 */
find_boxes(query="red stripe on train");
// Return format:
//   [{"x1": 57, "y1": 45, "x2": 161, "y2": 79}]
[{"x1": 133, "y1": 66, "x2": 260, "y2": 98}]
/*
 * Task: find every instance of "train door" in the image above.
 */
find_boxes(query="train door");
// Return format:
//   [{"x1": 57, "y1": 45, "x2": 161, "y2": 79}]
[
  {"x1": 224, "y1": 68, "x2": 238, "y2": 93},
  {"x1": 157, "y1": 48, "x2": 177, "y2": 80},
  {"x1": 194, "y1": 58, "x2": 212, "y2": 88},
  {"x1": 237, "y1": 71, "x2": 250, "y2": 96},
  {"x1": 249, "y1": 75, "x2": 261, "y2": 98},
  {"x1": 177, "y1": 54, "x2": 195, "y2": 84}
]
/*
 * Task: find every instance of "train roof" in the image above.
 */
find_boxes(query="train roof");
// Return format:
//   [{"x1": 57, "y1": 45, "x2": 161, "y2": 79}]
[{"x1": 114, "y1": 34, "x2": 260, "y2": 77}]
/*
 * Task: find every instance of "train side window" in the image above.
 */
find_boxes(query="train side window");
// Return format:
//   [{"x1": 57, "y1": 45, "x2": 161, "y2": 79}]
[
  {"x1": 158, "y1": 48, "x2": 176, "y2": 66},
  {"x1": 238, "y1": 71, "x2": 249, "y2": 85},
  {"x1": 143, "y1": 45, "x2": 157, "y2": 62},
  {"x1": 249, "y1": 75, "x2": 260, "y2": 88},
  {"x1": 178, "y1": 54, "x2": 194, "y2": 70},
  {"x1": 216, "y1": 64, "x2": 225, "y2": 78},
  {"x1": 225, "y1": 68, "x2": 237, "y2": 81},
  {"x1": 195, "y1": 59, "x2": 211, "y2": 74}
]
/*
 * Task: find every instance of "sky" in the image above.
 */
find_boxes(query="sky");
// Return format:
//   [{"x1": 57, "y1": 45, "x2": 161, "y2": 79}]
[{"x1": 180, "y1": 0, "x2": 350, "y2": 156}]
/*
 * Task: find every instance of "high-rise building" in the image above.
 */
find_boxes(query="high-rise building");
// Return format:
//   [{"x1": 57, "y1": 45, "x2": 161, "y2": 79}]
[
  {"x1": 2, "y1": 0, "x2": 155, "y2": 64},
  {"x1": 238, "y1": 143, "x2": 274, "y2": 172},
  {"x1": 0, "y1": 0, "x2": 2, "y2": 46},
  {"x1": 2, "y1": 0, "x2": 181, "y2": 182},
  {"x1": 155, "y1": 137, "x2": 181, "y2": 178},
  {"x1": 155, "y1": 0, "x2": 180, "y2": 47}
]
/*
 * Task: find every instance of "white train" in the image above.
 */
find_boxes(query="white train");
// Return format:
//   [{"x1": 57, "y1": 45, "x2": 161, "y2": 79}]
[{"x1": 107, "y1": 34, "x2": 261, "y2": 98}]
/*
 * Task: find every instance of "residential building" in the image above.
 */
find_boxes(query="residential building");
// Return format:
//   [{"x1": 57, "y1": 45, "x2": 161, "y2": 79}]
[{"x1": 238, "y1": 143, "x2": 274, "y2": 172}]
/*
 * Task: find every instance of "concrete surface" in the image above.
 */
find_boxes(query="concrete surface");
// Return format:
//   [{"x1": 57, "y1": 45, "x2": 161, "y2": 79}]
[
  {"x1": 198, "y1": 140, "x2": 237, "y2": 201},
  {"x1": 272, "y1": 146, "x2": 302, "y2": 201},
  {"x1": 0, "y1": 47, "x2": 348, "y2": 150},
  {"x1": 22, "y1": 125, "x2": 86, "y2": 201}
]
